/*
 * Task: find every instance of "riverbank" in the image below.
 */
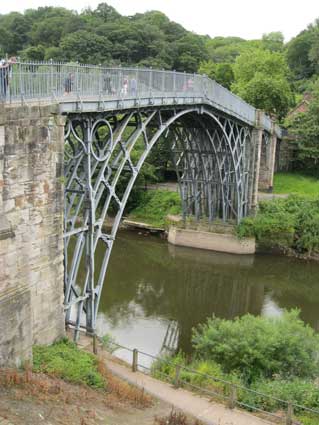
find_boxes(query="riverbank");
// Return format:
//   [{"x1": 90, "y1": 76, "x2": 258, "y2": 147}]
[{"x1": 124, "y1": 186, "x2": 319, "y2": 260}]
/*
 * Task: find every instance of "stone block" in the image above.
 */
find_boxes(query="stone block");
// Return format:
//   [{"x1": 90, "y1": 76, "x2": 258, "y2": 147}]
[{"x1": 168, "y1": 226, "x2": 255, "y2": 255}]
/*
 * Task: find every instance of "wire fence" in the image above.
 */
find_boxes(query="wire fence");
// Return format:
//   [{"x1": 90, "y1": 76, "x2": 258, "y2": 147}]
[
  {"x1": 0, "y1": 59, "x2": 274, "y2": 130},
  {"x1": 102, "y1": 340, "x2": 319, "y2": 425}
]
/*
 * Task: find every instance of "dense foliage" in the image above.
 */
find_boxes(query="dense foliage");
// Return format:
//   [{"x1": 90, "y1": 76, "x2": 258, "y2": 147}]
[
  {"x1": 285, "y1": 87, "x2": 319, "y2": 174},
  {"x1": 237, "y1": 195, "x2": 319, "y2": 255},
  {"x1": 192, "y1": 310, "x2": 319, "y2": 383}
]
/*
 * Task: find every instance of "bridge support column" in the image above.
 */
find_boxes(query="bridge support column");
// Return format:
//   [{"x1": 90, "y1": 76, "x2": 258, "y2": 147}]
[
  {"x1": 0, "y1": 105, "x2": 65, "y2": 367},
  {"x1": 258, "y1": 120, "x2": 278, "y2": 192},
  {"x1": 250, "y1": 111, "x2": 264, "y2": 212}
]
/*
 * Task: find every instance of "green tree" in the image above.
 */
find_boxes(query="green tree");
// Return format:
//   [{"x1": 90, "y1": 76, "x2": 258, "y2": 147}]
[
  {"x1": 20, "y1": 45, "x2": 45, "y2": 60},
  {"x1": 286, "y1": 29, "x2": 316, "y2": 79},
  {"x1": 285, "y1": 84, "x2": 319, "y2": 173},
  {"x1": 199, "y1": 60, "x2": 234, "y2": 89},
  {"x1": 232, "y1": 48, "x2": 293, "y2": 118},
  {"x1": 0, "y1": 12, "x2": 31, "y2": 54},
  {"x1": 60, "y1": 30, "x2": 112, "y2": 63},
  {"x1": 262, "y1": 31, "x2": 284, "y2": 52},
  {"x1": 173, "y1": 34, "x2": 209, "y2": 72}
]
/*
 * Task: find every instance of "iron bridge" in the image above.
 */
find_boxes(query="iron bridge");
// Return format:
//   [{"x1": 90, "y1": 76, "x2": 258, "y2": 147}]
[{"x1": 4, "y1": 61, "x2": 281, "y2": 338}]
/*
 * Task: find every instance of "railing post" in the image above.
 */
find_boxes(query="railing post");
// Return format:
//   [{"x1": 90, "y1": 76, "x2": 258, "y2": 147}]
[
  {"x1": 286, "y1": 403, "x2": 293, "y2": 425},
  {"x1": 19, "y1": 61, "x2": 24, "y2": 105},
  {"x1": 174, "y1": 364, "x2": 181, "y2": 388},
  {"x1": 136, "y1": 67, "x2": 139, "y2": 99},
  {"x1": 228, "y1": 384, "x2": 237, "y2": 409},
  {"x1": 162, "y1": 69, "x2": 165, "y2": 93},
  {"x1": 50, "y1": 58, "x2": 54, "y2": 100},
  {"x1": 93, "y1": 333, "x2": 98, "y2": 355},
  {"x1": 149, "y1": 67, "x2": 152, "y2": 97},
  {"x1": 132, "y1": 348, "x2": 138, "y2": 372}
]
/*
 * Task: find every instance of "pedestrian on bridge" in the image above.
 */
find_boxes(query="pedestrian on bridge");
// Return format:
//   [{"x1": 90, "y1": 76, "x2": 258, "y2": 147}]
[
  {"x1": 0, "y1": 60, "x2": 9, "y2": 101},
  {"x1": 121, "y1": 77, "x2": 128, "y2": 96},
  {"x1": 103, "y1": 71, "x2": 112, "y2": 95},
  {"x1": 64, "y1": 73, "x2": 74, "y2": 95},
  {"x1": 130, "y1": 77, "x2": 137, "y2": 97}
]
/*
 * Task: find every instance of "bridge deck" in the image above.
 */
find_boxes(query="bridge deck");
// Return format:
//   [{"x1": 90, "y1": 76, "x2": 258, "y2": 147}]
[{"x1": 1, "y1": 61, "x2": 282, "y2": 137}]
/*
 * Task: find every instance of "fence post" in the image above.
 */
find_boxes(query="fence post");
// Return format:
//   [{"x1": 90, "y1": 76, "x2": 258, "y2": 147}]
[
  {"x1": 228, "y1": 384, "x2": 237, "y2": 409},
  {"x1": 132, "y1": 349, "x2": 138, "y2": 372},
  {"x1": 93, "y1": 334, "x2": 98, "y2": 355},
  {"x1": 286, "y1": 402, "x2": 293, "y2": 425},
  {"x1": 174, "y1": 364, "x2": 181, "y2": 388}
]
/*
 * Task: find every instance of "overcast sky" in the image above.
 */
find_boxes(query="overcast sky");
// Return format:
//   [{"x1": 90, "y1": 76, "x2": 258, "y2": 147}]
[{"x1": 0, "y1": 0, "x2": 318, "y2": 41}]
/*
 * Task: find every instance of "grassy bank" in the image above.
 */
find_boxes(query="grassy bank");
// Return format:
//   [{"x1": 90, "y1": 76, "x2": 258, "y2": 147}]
[
  {"x1": 128, "y1": 190, "x2": 181, "y2": 228},
  {"x1": 273, "y1": 172, "x2": 319, "y2": 196}
]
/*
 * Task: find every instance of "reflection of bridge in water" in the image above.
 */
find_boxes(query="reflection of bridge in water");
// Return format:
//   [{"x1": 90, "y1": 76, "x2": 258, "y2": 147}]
[{"x1": 2, "y1": 61, "x2": 282, "y2": 341}]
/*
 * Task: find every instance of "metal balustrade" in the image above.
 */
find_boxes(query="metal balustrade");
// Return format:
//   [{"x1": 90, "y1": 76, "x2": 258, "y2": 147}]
[{"x1": 0, "y1": 60, "x2": 281, "y2": 135}]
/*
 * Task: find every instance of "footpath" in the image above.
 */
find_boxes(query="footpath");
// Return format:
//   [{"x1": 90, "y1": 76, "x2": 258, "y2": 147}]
[{"x1": 78, "y1": 335, "x2": 273, "y2": 425}]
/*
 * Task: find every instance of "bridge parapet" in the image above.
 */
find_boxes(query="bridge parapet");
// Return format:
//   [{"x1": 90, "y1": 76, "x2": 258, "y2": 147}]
[{"x1": 0, "y1": 61, "x2": 280, "y2": 136}]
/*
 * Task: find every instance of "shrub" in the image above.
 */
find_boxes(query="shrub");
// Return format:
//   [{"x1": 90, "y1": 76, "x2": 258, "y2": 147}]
[
  {"x1": 192, "y1": 310, "x2": 319, "y2": 384},
  {"x1": 151, "y1": 354, "x2": 239, "y2": 395},
  {"x1": 33, "y1": 338, "x2": 105, "y2": 388},
  {"x1": 237, "y1": 195, "x2": 319, "y2": 254},
  {"x1": 240, "y1": 377, "x2": 319, "y2": 413}
]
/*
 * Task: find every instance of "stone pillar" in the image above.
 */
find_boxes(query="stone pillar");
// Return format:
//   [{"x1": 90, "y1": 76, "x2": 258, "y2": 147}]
[
  {"x1": 258, "y1": 120, "x2": 278, "y2": 192},
  {"x1": 0, "y1": 104, "x2": 65, "y2": 367},
  {"x1": 249, "y1": 110, "x2": 263, "y2": 212}
]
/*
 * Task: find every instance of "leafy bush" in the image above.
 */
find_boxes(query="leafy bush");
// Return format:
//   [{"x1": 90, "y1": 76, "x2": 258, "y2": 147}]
[
  {"x1": 33, "y1": 339, "x2": 105, "y2": 388},
  {"x1": 192, "y1": 310, "x2": 319, "y2": 384},
  {"x1": 237, "y1": 195, "x2": 319, "y2": 254}
]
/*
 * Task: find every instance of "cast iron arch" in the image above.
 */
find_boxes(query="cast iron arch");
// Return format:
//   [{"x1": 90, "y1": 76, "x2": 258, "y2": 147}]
[{"x1": 63, "y1": 106, "x2": 252, "y2": 337}]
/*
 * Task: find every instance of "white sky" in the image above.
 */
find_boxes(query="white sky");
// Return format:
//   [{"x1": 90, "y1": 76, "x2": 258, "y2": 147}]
[{"x1": 0, "y1": 0, "x2": 318, "y2": 42}]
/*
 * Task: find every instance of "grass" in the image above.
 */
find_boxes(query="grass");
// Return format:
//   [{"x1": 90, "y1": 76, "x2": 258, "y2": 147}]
[
  {"x1": 273, "y1": 172, "x2": 319, "y2": 196},
  {"x1": 33, "y1": 338, "x2": 106, "y2": 388},
  {"x1": 32, "y1": 338, "x2": 152, "y2": 408},
  {"x1": 128, "y1": 190, "x2": 181, "y2": 228}
]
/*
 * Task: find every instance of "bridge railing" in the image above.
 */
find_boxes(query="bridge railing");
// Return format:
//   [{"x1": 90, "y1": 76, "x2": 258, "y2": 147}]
[{"x1": 2, "y1": 60, "x2": 276, "y2": 130}]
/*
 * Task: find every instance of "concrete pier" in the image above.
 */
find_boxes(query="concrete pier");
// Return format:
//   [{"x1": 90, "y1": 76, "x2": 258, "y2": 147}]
[{"x1": 168, "y1": 227, "x2": 255, "y2": 255}]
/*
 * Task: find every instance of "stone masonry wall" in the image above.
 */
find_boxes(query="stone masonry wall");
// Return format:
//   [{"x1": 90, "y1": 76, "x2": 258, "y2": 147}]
[{"x1": 0, "y1": 104, "x2": 65, "y2": 367}]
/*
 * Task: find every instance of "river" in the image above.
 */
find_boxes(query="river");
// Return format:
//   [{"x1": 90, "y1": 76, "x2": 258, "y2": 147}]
[{"x1": 90, "y1": 230, "x2": 319, "y2": 364}]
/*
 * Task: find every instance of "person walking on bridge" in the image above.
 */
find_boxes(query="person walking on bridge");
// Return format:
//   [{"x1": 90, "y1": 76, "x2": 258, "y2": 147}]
[
  {"x1": 0, "y1": 60, "x2": 9, "y2": 101},
  {"x1": 64, "y1": 73, "x2": 74, "y2": 95},
  {"x1": 130, "y1": 77, "x2": 137, "y2": 97}
]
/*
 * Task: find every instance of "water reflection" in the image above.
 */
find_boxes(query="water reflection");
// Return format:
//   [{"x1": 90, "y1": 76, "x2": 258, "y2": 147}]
[{"x1": 93, "y1": 230, "x2": 319, "y2": 357}]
